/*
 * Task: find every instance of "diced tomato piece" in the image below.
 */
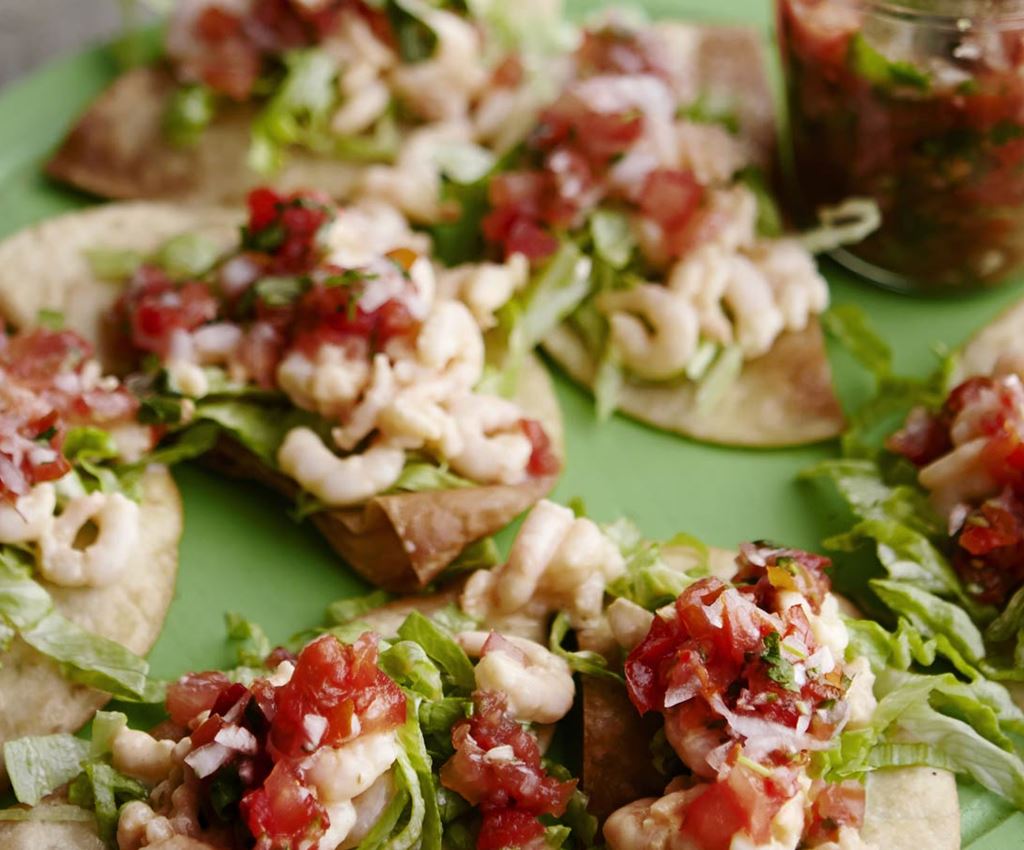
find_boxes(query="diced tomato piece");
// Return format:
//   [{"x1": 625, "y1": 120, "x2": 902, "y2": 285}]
[
  {"x1": 680, "y1": 765, "x2": 789, "y2": 850},
  {"x1": 440, "y1": 691, "x2": 575, "y2": 850},
  {"x1": 243, "y1": 188, "x2": 335, "y2": 275},
  {"x1": 477, "y1": 809, "x2": 546, "y2": 850},
  {"x1": 241, "y1": 762, "x2": 328, "y2": 848},
  {"x1": 166, "y1": 671, "x2": 234, "y2": 726},
  {"x1": 519, "y1": 418, "x2": 560, "y2": 477},
  {"x1": 886, "y1": 406, "x2": 953, "y2": 467},
  {"x1": 195, "y1": 6, "x2": 242, "y2": 41},
  {"x1": 117, "y1": 266, "x2": 219, "y2": 359},
  {"x1": 0, "y1": 328, "x2": 91, "y2": 385},
  {"x1": 638, "y1": 168, "x2": 704, "y2": 244},
  {"x1": 270, "y1": 634, "x2": 406, "y2": 758},
  {"x1": 805, "y1": 780, "x2": 866, "y2": 844}
]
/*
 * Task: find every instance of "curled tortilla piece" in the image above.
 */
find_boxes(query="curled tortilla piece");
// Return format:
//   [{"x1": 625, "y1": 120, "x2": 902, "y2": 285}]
[
  {"x1": 545, "y1": 322, "x2": 843, "y2": 447},
  {"x1": 0, "y1": 467, "x2": 182, "y2": 786},
  {"x1": 46, "y1": 66, "x2": 362, "y2": 205},
  {"x1": 954, "y1": 298, "x2": 1024, "y2": 383},
  {"x1": 578, "y1": 548, "x2": 960, "y2": 847},
  {"x1": 202, "y1": 353, "x2": 562, "y2": 593}
]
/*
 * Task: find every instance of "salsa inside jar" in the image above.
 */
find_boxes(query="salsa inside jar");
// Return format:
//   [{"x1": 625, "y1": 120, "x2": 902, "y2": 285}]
[{"x1": 778, "y1": 0, "x2": 1024, "y2": 292}]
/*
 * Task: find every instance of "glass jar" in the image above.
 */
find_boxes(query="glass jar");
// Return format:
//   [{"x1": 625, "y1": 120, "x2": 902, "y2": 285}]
[{"x1": 777, "y1": 0, "x2": 1024, "y2": 293}]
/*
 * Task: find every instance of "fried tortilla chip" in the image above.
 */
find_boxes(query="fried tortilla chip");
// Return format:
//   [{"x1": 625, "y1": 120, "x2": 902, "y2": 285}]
[
  {"x1": 0, "y1": 203, "x2": 564, "y2": 593},
  {"x1": 579, "y1": 548, "x2": 960, "y2": 846},
  {"x1": 0, "y1": 467, "x2": 182, "y2": 786},
  {"x1": 545, "y1": 322, "x2": 842, "y2": 447},
  {"x1": 46, "y1": 66, "x2": 362, "y2": 205}
]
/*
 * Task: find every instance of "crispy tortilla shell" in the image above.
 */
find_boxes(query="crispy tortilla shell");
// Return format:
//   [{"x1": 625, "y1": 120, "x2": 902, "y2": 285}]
[
  {"x1": 46, "y1": 66, "x2": 362, "y2": 205},
  {"x1": 545, "y1": 322, "x2": 843, "y2": 447},
  {"x1": 0, "y1": 467, "x2": 182, "y2": 785},
  {"x1": 580, "y1": 549, "x2": 960, "y2": 848}
]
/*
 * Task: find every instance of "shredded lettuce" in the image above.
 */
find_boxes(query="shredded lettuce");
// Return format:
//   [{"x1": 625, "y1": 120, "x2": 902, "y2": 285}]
[
  {"x1": 4, "y1": 735, "x2": 90, "y2": 806},
  {"x1": 84, "y1": 248, "x2": 144, "y2": 282},
  {"x1": 589, "y1": 210, "x2": 635, "y2": 270},
  {"x1": 327, "y1": 590, "x2": 395, "y2": 626},
  {"x1": 548, "y1": 611, "x2": 622, "y2": 682},
  {"x1": 68, "y1": 762, "x2": 148, "y2": 844},
  {"x1": 388, "y1": 462, "x2": 477, "y2": 494},
  {"x1": 163, "y1": 83, "x2": 217, "y2": 147},
  {"x1": 496, "y1": 242, "x2": 593, "y2": 395},
  {"x1": 605, "y1": 519, "x2": 706, "y2": 610},
  {"x1": 736, "y1": 167, "x2": 783, "y2": 239},
  {"x1": 225, "y1": 612, "x2": 273, "y2": 668},
  {"x1": 0, "y1": 804, "x2": 94, "y2": 823},
  {"x1": 0, "y1": 550, "x2": 152, "y2": 701},
  {"x1": 396, "y1": 612, "x2": 476, "y2": 695},
  {"x1": 249, "y1": 48, "x2": 339, "y2": 174},
  {"x1": 154, "y1": 233, "x2": 223, "y2": 278},
  {"x1": 695, "y1": 345, "x2": 743, "y2": 415}
]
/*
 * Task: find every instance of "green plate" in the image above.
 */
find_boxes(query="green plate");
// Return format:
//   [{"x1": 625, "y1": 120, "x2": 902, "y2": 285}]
[{"x1": 1, "y1": 1, "x2": 1023, "y2": 846}]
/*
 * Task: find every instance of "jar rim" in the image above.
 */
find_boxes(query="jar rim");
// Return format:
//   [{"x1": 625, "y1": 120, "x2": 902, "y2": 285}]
[{"x1": 863, "y1": 0, "x2": 1024, "y2": 26}]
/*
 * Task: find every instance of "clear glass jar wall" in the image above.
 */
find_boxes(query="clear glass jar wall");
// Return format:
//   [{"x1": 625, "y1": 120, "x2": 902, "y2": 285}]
[{"x1": 778, "y1": 0, "x2": 1024, "y2": 293}]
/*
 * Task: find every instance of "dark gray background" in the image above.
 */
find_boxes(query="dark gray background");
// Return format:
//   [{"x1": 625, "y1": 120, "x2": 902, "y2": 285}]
[{"x1": 0, "y1": 0, "x2": 122, "y2": 85}]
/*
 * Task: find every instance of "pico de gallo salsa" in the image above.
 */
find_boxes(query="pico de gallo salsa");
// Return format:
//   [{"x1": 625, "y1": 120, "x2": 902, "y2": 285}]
[
  {"x1": 0, "y1": 605, "x2": 590, "y2": 850},
  {"x1": 110, "y1": 186, "x2": 558, "y2": 489},
  {"x1": 778, "y1": 0, "x2": 1024, "y2": 291},
  {"x1": 889, "y1": 372, "x2": 1024, "y2": 606},
  {"x1": 0, "y1": 328, "x2": 151, "y2": 502},
  {"x1": 609, "y1": 544, "x2": 867, "y2": 850}
]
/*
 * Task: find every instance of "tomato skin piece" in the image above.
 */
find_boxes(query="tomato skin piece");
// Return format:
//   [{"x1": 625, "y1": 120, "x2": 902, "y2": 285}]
[
  {"x1": 440, "y1": 691, "x2": 576, "y2": 849},
  {"x1": 166, "y1": 672, "x2": 234, "y2": 727},
  {"x1": 241, "y1": 761, "x2": 328, "y2": 849},
  {"x1": 270, "y1": 634, "x2": 406, "y2": 758},
  {"x1": 476, "y1": 809, "x2": 547, "y2": 850},
  {"x1": 520, "y1": 418, "x2": 560, "y2": 477}
]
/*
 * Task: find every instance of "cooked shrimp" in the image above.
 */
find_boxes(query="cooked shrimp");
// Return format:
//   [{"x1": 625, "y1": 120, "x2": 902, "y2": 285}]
[
  {"x1": 458, "y1": 631, "x2": 575, "y2": 724},
  {"x1": 446, "y1": 394, "x2": 533, "y2": 485},
  {"x1": 277, "y1": 428, "x2": 405, "y2": 507},
  {"x1": 0, "y1": 483, "x2": 55, "y2": 544},
  {"x1": 599, "y1": 285, "x2": 700, "y2": 380},
  {"x1": 492, "y1": 500, "x2": 576, "y2": 614},
  {"x1": 37, "y1": 492, "x2": 140, "y2": 587}
]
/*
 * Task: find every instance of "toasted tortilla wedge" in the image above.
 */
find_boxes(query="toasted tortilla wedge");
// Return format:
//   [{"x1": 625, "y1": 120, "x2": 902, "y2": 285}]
[
  {"x1": 0, "y1": 203, "x2": 564, "y2": 592},
  {"x1": 545, "y1": 322, "x2": 842, "y2": 447},
  {"x1": 47, "y1": 66, "x2": 362, "y2": 205},
  {"x1": 0, "y1": 466, "x2": 182, "y2": 786},
  {"x1": 579, "y1": 547, "x2": 960, "y2": 847}
]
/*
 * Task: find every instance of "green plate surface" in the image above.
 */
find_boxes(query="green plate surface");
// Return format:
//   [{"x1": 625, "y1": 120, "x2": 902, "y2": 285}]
[{"x1": 1, "y1": 1, "x2": 1023, "y2": 846}]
